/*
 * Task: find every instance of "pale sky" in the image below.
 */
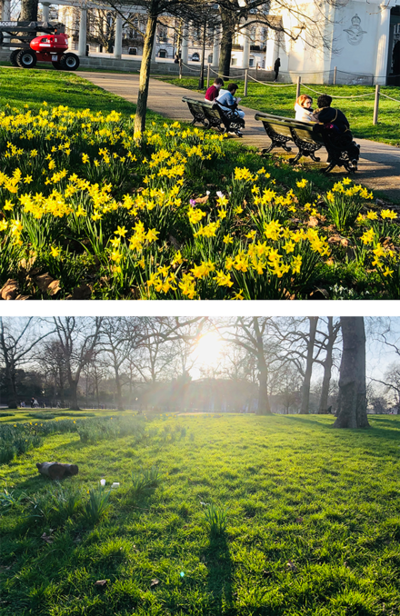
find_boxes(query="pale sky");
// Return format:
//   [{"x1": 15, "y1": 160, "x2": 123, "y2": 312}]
[{"x1": 4, "y1": 312, "x2": 400, "y2": 398}]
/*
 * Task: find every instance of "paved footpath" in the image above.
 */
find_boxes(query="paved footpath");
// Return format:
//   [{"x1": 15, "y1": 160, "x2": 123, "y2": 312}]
[{"x1": 82, "y1": 71, "x2": 400, "y2": 204}]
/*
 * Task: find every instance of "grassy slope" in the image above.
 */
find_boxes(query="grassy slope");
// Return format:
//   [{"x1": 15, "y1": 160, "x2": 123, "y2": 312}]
[
  {"x1": 1, "y1": 412, "x2": 400, "y2": 616},
  {"x1": 155, "y1": 76, "x2": 400, "y2": 147}
]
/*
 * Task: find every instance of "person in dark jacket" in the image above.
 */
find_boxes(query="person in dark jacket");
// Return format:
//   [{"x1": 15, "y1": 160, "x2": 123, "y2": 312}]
[
  {"x1": 393, "y1": 39, "x2": 400, "y2": 76},
  {"x1": 274, "y1": 57, "x2": 281, "y2": 81},
  {"x1": 311, "y1": 94, "x2": 360, "y2": 169}
]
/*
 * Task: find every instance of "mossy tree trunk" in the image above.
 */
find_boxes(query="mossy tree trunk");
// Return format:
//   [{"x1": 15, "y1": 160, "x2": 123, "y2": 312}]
[{"x1": 334, "y1": 317, "x2": 370, "y2": 429}]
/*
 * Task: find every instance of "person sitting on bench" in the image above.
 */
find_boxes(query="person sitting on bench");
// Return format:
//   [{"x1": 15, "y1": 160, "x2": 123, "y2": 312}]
[
  {"x1": 294, "y1": 94, "x2": 313, "y2": 122},
  {"x1": 311, "y1": 94, "x2": 360, "y2": 169},
  {"x1": 205, "y1": 77, "x2": 224, "y2": 102},
  {"x1": 216, "y1": 83, "x2": 245, "y2": 136}
]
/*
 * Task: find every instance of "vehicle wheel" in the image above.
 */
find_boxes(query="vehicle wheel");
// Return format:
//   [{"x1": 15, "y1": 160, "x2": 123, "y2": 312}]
[
  {"x1": 16, "y1": 49, "x2": 37, "y2": 69},
  {"x1": 52, "y1": 60, "x2": 61, "y2": 70},
  {"x1": 59, "y1": 53, "x2": 80, "y2": 71},
  {"x1": 10, "y1": 49, "x2": 20, "y2": 67}
]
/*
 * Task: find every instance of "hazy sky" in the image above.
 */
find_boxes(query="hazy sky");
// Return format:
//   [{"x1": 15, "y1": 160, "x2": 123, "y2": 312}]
[{"x1": 4, "y1": 316, "x2": 400, "y2": 398}]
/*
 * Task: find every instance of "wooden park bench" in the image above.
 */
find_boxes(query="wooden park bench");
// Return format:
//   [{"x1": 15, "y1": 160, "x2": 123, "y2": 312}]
[
  {"x1": 254, "y1": 112, "x2": 359, "y2": 173},
  {"x1": 182, "y1": 96, "x2": 245, "y2": 137}
]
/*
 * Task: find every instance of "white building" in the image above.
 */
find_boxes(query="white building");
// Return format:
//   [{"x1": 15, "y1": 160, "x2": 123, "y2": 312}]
[{"x1": 2, "y1": 0, "x2": 399, "y2": 84}]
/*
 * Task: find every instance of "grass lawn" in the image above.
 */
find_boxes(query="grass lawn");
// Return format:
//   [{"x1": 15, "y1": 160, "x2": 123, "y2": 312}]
[
  {"x1": 2, "y1": 67, "x2": 400, "y2": 300},
  {"x1": 155, "y1": 76, "x2": 400, "y2": 147},
  {"x1": 1, "y1": 411, "x2": 400, "y2": 615}
]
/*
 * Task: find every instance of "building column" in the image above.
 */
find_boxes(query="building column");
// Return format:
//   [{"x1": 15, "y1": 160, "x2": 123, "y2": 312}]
[
  {"x1": 375, "y1": 3, "x2": 391, "y2": 85},
  {"x1": 114, "y1": 14, "x2": 122, "y2": 59},
  {"x1": 181, "y1": 24, "x2": 189, "y2": 63},
  {"x1": 41, "y1": 2, "x2": 50, "y2": 22},
  {"x1": 212, "y1": 29, "x2": 220, "y2": 66},
  {"x1": 2, "y1": 0, "x2": 10, "y2": 49},
  {"x1": 265, "y1": 28, "x2": 277, "y2": 70},
  {"x1": 242, "y1": 26, "x2": 250, "y2": 68},
  {"x1": 78, "y1": 7, "x2": 87, "y2": 57}
]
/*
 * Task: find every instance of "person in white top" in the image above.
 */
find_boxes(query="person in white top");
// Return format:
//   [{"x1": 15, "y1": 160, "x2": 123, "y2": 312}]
[{"x1": 294, "y1": 94, "x2": 313, "y2": 122}]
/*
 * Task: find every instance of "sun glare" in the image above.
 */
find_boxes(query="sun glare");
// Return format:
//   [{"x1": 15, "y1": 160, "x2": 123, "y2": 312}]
[{"x1": 194, "y1": 332, "x2": 224, "y2": 367}]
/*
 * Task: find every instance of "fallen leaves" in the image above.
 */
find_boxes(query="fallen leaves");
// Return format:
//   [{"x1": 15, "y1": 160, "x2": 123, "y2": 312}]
[
  {"x1": 94, "y1": 580, "x2": 108, "y2": 588},
  {"x1": 66, "y1": 284, "x2": 92, "y2": 300},
  {"x1": 0, "y1": 279, "x2": 19, "y2": 300},
  {"x1": 41, "y1": 532, "x2": 54, "y2": 545},
  {"x1": 35, "y1": 273, "x2": 61, "y2": 296}
]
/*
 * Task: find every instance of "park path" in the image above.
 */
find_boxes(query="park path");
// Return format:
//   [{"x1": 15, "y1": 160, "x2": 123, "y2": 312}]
[{"x1": 82, "y1": 71, "x2": 400, "y2": 204}]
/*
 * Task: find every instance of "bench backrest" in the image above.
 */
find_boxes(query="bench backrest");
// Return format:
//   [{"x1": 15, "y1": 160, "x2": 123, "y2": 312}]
[
  {"x1": 259, "y1": 118, "x2": 293, "y2": 138},
  {"x1": 255, "y1": 112, "x2": 323, "y2": 144}
]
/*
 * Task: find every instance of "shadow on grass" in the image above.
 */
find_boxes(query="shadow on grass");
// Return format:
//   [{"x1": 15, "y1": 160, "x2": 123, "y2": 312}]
[{"x1": 204, "y1": 533, "x2": 234, "y2": 615}]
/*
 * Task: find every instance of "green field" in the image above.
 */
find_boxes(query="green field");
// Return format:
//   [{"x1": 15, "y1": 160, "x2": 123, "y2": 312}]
[
  {"x1": 156, "y1": 76, "x2": 400, "y2": 147},
  {"x1": 1, "y1": 411, "x2": 400, "y2": 615}
]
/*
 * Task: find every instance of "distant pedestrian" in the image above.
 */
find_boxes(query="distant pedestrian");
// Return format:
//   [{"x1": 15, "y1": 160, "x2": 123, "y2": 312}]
[
  {"x1": 274, "y1": 57, "x2": 281, "y2": 81},
  {"x1": 30, "y1": 397, "x2": 35, "y2": 408},
  {"x1": 393, "y1": 39, "x2": 400, "y2": 76}
]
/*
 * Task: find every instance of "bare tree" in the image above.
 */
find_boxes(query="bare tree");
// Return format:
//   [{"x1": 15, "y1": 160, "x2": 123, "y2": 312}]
[
  {"x1": 37, "y1": 339, "x2": 68, "y2": 407},
  {"x1": 317, "y1": 317, "x2": 341, "y2": 414},
  {"x1": 0, "y1": 318, "x2": 53, "y2": 409},
  {"x1": 218, "y1": 317, "x2": 279, "y2": 415},
  {"x1": 53, "y1": 317, "x2": 103, "y2": 411},
  {"x1": 334, "y1": 317, "x2": 370, "y2": 429}
]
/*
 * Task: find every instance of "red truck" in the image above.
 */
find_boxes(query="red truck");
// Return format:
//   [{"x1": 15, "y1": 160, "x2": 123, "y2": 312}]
[{"x1": 0, "y1": 21, "x2": 79, "y2": 70}]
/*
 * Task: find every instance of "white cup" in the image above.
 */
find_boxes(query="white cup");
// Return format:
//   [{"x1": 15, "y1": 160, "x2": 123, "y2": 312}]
[
  {"x1": 100, "y1": 479, "x2": 106, "y2": 486},
  {"x1": 111, "y1": 482, "x2": 120, "y2": 489}
]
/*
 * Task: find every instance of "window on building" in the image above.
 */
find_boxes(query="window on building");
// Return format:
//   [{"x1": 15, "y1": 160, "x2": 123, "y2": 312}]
[
  {"x1": 231, "y1": 56, "x2": 237, "y2": 66},
  {"x1": 249, "y1": 57, "x2": 255, "y2": 67},
  {"x1": 192, "y1": 52, "x2": 200, "y2": 61},
  {"x1": 159, "y1": 49, "x2": 167, "y2": 58},
  {"x1": 208, "y1": 53, "x2": 213, "y2": 63},
  {"x1": 128, "y1": 47, "x2": 137, "y2": 55}
]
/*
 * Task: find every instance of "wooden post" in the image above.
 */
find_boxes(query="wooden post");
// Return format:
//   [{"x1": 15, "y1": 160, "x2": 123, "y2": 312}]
[
  {"x1": 373, "y1": 84, "x2": 380, "y2": 125},
  {"x1": 179, "y1": 58, "x2": 182, "y2": 79},
  {"x1": 333, "y1": 66, "x2": 337, "y2": 85},
  {"x1": 244, "y1": 69, "x2": 248, "y2": 96},
  {"x1": 206, "y1": 63, "x2": 210, "y2": 88},
  {"x1": 296, "y1": 75, "x2": 301, "y2": 99}
]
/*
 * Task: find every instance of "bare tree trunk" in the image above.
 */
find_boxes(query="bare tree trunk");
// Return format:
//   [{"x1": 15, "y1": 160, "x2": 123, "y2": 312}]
[
  {"x1": 115, "y1": 371, "x2": 124, "y2": 411},
  {"x1": 257, "y1": 360, "x2": 272, "y2": 415},
  {"x1": 219, "y1": 7, "x2": 234, "y2": 77},
  {"x1": 300, "y1": 317, "x2": 318, "y2": 414},
  {"x1": 6, "y1": 367, "x2": 19, "y2": 409},
  {"x1": 134, "y1": 6, "x2": 158, "y2": 134},
  {"x1": 21, "y1": 0, "x2": 38, "y2": 21},
  {"x1": 69, "y1": 379, "x2": 79, "y2": 411},
  {"x1": 318, "y1": 317, "x2": 335, "y2": 414},
  {"x1": 334, "y1": 317, "x2": 370, "y2": 429}
]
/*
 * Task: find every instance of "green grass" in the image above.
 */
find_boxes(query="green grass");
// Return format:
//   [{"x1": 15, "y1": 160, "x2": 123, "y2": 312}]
[
  {"x1": 1, "y1": 410, "x2": 400, "y2": 615},
  {"x1": 156, "y1": 76, "x2": 400, "y2": 147},
  {"x1": 0, "y1": 66, "x2": 158, "y2": 117}
]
